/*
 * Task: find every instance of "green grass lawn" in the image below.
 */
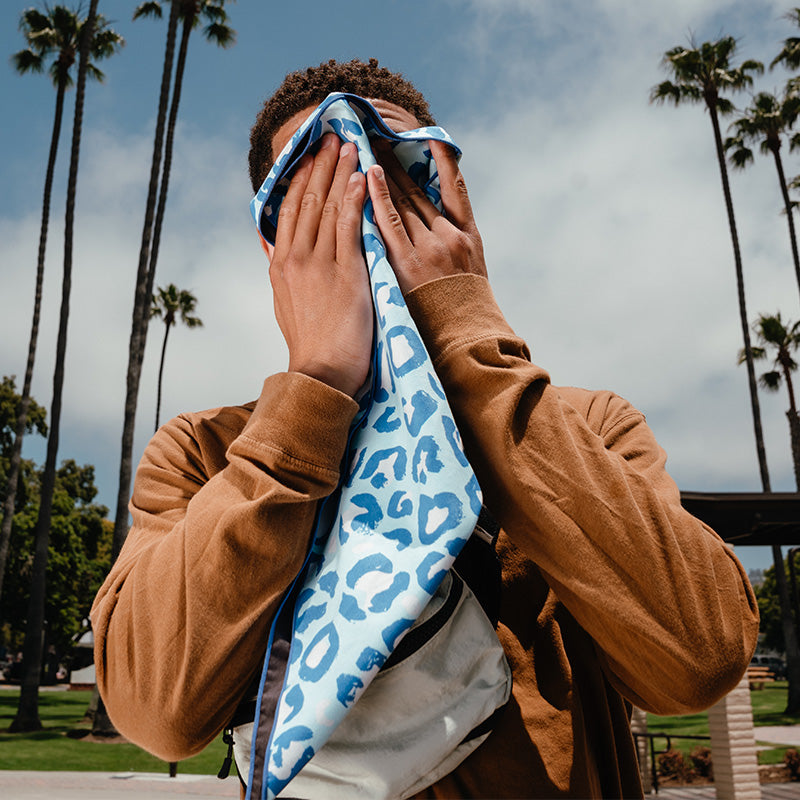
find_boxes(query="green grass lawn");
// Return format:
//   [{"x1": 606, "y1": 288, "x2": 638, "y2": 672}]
[
  {"x1": 647, "y1": 680, "x2": 799, "y2": 766},
  {"x1": 3, "y1": 681, "x2": 800, "y2": 774},
  {"x1": 0, "y1": 688, "x2": 226, "y2": 774}
]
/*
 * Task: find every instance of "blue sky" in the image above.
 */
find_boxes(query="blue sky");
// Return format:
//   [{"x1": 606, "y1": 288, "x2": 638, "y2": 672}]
[{"x1": 2, "y1": 0, "x2": 799, "y2": 575}]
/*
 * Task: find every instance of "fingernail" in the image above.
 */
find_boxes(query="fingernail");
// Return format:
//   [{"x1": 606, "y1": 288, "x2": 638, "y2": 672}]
[
  {"x1": 322, "y1": 134, "x2": 337, "y2": 149},
  {"x1": 372, "y1": 165, "x2": 384, "y2": 180},
  {"x1": 346, "y1": 172, "x2": 362, "y2": 195},
  {"x1": 340, "y1": 142, "x2": 355, "y2": 158}
]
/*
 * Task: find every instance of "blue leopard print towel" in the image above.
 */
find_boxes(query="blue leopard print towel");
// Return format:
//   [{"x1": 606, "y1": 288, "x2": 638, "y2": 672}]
[{"x1": 249, "y1": 93, "x2": 481, "y2": 800}]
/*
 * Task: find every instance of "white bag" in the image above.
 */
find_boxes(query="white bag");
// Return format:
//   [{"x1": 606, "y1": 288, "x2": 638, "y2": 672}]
[{"x1": 233, "y1": 569, "x2": 511, "y2": 800}]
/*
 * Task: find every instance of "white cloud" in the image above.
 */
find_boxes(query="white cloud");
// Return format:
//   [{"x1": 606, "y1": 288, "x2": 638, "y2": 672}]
[
  {"x1": 441, "y1": 0, "x2": 800, "y2": 501},
  {"x1": 3, "y1": 0, "x2": 798, "y2": 579},
  {"x1": 0, "y1": 121, "x2": 286, "y2": 506}
]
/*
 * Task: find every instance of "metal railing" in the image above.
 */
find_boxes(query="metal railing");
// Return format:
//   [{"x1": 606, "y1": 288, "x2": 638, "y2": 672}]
[{"x1": 632, "y1": 731, "x2": 712, "y2": 793}]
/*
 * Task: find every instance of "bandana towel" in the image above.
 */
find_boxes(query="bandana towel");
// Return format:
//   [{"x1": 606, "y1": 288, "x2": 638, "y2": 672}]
[{"x1": 248, "y1": 93, "x2": 482, "y2": 800}]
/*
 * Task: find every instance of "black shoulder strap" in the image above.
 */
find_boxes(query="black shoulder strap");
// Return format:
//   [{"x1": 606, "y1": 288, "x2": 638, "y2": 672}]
[{"x1": 452, "y1": 505, "x2": 502, "y2": 627}]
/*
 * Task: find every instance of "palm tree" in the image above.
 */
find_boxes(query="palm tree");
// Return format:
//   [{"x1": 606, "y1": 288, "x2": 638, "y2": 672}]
[
  {"x1": 651, "y1": 37, "x2": 766, "y2": 484},
  {"x1": 1, "y1": 6, "x2": 122, "y2": 613},
  {"x1": 150, "y1": 284, "x2": 202, "y2": 430},
  {"x1": 139, "y1": 1, "x2": 234, "y2": 320},
  {"x1": 725, "y1": 91, "x2": 800, "y2": 303},
  {"x1": 772, "y1": 8, "x2": 800, "y2": 74},
  {"x1": 112, "y1": 0, "x2": 235, "y2": 563},
  {"x1": 111, "y1": 0, "x2": 181, "y2": 564},
  {"x1": 740, "y1": 313, "x2": 800, "y2": 489},
  {"x1": 11, "y1": 0, "x2": 123, "y2": 732},
  {"x1": 652, "y1": 39, "x2": 800, "y2": 714}
]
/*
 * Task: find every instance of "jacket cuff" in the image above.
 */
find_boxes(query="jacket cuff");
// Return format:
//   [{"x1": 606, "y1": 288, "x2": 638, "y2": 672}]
[
  {"x1": 238, "y1": 372, "x2": 359, "y2": 474},
  {"x1": 404, "y1": 274, "x2": 519, "y2": 364}
]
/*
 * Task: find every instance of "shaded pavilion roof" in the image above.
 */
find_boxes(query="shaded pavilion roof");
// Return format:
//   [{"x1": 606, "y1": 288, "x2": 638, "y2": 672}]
[{"x1": 680, "y1": 492, "x2": 800, "y2": 546}]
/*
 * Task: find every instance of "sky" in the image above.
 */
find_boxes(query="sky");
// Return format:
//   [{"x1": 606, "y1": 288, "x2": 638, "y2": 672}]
[{"x1": 2, "y1": 0, "x2": 800, "y2": 576}]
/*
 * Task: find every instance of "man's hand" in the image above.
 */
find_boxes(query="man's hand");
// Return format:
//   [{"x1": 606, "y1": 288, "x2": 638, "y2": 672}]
[
  {"x1": 366, "y1": 139, "x2": 487, "y2": 295},
  {"x1": 269, "y1": 134, "x2": 372, "y2": 398}
]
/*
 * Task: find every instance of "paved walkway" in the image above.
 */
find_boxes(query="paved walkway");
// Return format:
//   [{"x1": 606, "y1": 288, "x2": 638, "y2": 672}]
[
  {"x1": 756, "y1": 727, "x2": 800, "y2": 746},
  {"x1": 1, "y1": 771, "x2": 800, "y2": 800},
  {"x1": 649, "y1": 785, "x2": 800, "y2": 798},
  {"x1": 0, "y1": 771, "x2": 240, "y2": 799}
]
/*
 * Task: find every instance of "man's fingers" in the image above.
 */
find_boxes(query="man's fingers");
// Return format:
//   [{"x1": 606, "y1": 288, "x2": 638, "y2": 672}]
[
  {"x1": 382, "y1": 168, "x2": 430, "y2": 242},
  {"x1": 317, "y1": 142, "x2": 361, "y2": 258},
  {"x1": 430, "y1": 139, "x2": 475, "y2": 231},
  {"x1": 335, "y1": 171, "x2": 366, "y2": 267},
  {"x1": 293, "y1": 133, "x2": 341, "y2": 246},
  {"x1": 273, "y1": 155, "x2": 313, "y2": 258},
  {"x1": 367, "y1": 164, "x2": 415, "y2": 263},
  {"x1": 374, "y1": 140, "x2": 439, "y2": 230}
]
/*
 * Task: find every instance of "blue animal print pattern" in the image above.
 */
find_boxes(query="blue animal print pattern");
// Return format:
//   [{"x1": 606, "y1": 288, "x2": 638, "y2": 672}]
[{"x1": 249, "y1": 94, "x2": 480, "y2": 800}]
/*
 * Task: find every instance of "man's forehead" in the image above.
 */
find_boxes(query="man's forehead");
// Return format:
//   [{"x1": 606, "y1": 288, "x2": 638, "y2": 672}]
[{"x1": 270, "y1": 98, "x2": 421, "y2": 159}]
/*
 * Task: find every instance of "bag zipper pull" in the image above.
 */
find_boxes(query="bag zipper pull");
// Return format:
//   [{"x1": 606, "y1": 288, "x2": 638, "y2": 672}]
[{"x1": 217, "y1": 727, "x2": 235, "y2": 779}]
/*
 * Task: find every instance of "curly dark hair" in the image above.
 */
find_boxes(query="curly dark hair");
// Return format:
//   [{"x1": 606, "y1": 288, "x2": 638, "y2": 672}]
[{"x1": 248, "y1": 58, "x2": 436, "y2": 192}]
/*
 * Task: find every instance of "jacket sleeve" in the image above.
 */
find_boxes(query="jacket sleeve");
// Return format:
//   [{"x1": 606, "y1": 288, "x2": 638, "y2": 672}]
[
  {"x1": 405, "y1": 274, "x2": 759, "y2": 716},
  {"x1": 90, "y1": 372, "x2": 358, "y2": 761}
]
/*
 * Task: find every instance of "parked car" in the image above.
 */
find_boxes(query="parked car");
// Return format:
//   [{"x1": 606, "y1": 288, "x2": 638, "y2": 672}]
[{"x1": 750, "y1": 654, "x2": 787, "y2": 679}]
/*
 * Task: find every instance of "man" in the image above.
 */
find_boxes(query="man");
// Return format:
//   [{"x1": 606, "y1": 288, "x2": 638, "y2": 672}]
[{"x1": 92, "y1": 59, "x2": 758, "y2": 798}]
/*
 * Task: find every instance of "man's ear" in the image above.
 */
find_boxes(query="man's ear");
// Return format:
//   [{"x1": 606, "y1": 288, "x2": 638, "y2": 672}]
[{"x1": 258, "y1": 233, "x2": 274, "y2": 263}]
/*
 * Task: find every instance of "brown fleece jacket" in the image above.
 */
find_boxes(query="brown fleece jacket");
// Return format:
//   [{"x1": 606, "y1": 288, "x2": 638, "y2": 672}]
[{"x1": 91, "y1": 274, "x2": 758, "y2": 799}]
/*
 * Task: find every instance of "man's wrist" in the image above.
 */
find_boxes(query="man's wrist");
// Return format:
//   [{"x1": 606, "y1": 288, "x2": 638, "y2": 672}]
[
  {"x1": 239, "y1": 372, "x2": 359, "y2": 470},
  {"x1": 405, "y1": 274, "x2": 516, "y2": 361},
  {"x1": 288, "y1": 366, "x2": 364, "y2": 399}
]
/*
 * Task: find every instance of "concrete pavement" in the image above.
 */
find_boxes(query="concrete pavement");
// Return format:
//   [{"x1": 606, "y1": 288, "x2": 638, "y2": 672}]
[
  {"x1": 3, "y1": 727, "x2": 800, "y2": 800},
  {"x1": 2, "y1": 768, "x2": 800, "y2": 799},
  {"x1": 0, "y1": 771, "x2": 240, "y2": 799},
  {"x1": 756, "y1": 727, "x2": 800, "y2": 747}
]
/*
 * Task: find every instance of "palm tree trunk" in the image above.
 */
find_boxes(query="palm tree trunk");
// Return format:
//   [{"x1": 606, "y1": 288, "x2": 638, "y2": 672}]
[
  {"x1": 708, "y1": 106, "x2": 771, "y2": 488},
  {"x1": 155, "y1": 322, "x2": 171, "y2": 431},
  {"x1": 772, "y1": 146, "x2": 800, "y2": 304},
  {"x1": 787, "y1": 409, "x2": 800, "y2": 491},
  {"x1": 0, "y1": 78, "x2": 66, "y2": 612},
  {"x1": 10, "y1": 0, "x2": 98, "y2": 732},
  {"x1": 709, "y1": 106, "x2": 800, "y2": 713},
  {"x1": 142, "y1": 15, "x2": 193, "y2": 366},
  {"x1": 112, "y1": 0, "x2": 180, "y2": 563},
  {"x1": 782, "y1": 366, "x2": 800, "y2": 491}
]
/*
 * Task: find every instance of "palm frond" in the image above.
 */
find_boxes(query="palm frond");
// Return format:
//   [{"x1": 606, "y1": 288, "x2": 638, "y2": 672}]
[
  {"x1": 739, "y1": 346, "x2": 767, "y2": 365},
  {"x1": 773, "y1": 36, "x2": 800, "y2": 70},
  {"x1": 758, "y1": 313, "x2": 791, "y2": 346},
  {"x1": 728, "y1": 142, "x2": 754, "y2": 169},
  {"x1": 19, "y1": 8, "x2": 51, "y2": 33},
  {"x1": 11, "y1": 48, "x2": 44, "y2": 74},
  {"x1": 91, "y1": 27, "x2": 125, "y2": 61},
  {"x1": 133, "y1": 1, "x2": 163, "y2": 20},
  {"x1": 650, "y1": 80, "x2": 691, "y2": 106},
  {"x1": 48, "y1": 59, "x2": 73, "y2": 88},
  {"x1": 739, "y1": 59, "x2": 765, "y2": 79},
  {"x1": 201, "y1": 3, "x2": 228, "y2": 23},
  {"x1": 86, "y1": 63, "x2": 105, "y2": 82},
  {"x1": 737, "y1": 347, "x2": 748, "y2": 365},
  {"x1": 760, "y1": 371, "x2": 783, "y2": 391},
  {"x1": 203, "y1": 21, "x2": 235, "y2": 47},
  {"x1": 716, "y1": 97, "x2": 737, "y2": 116}
]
